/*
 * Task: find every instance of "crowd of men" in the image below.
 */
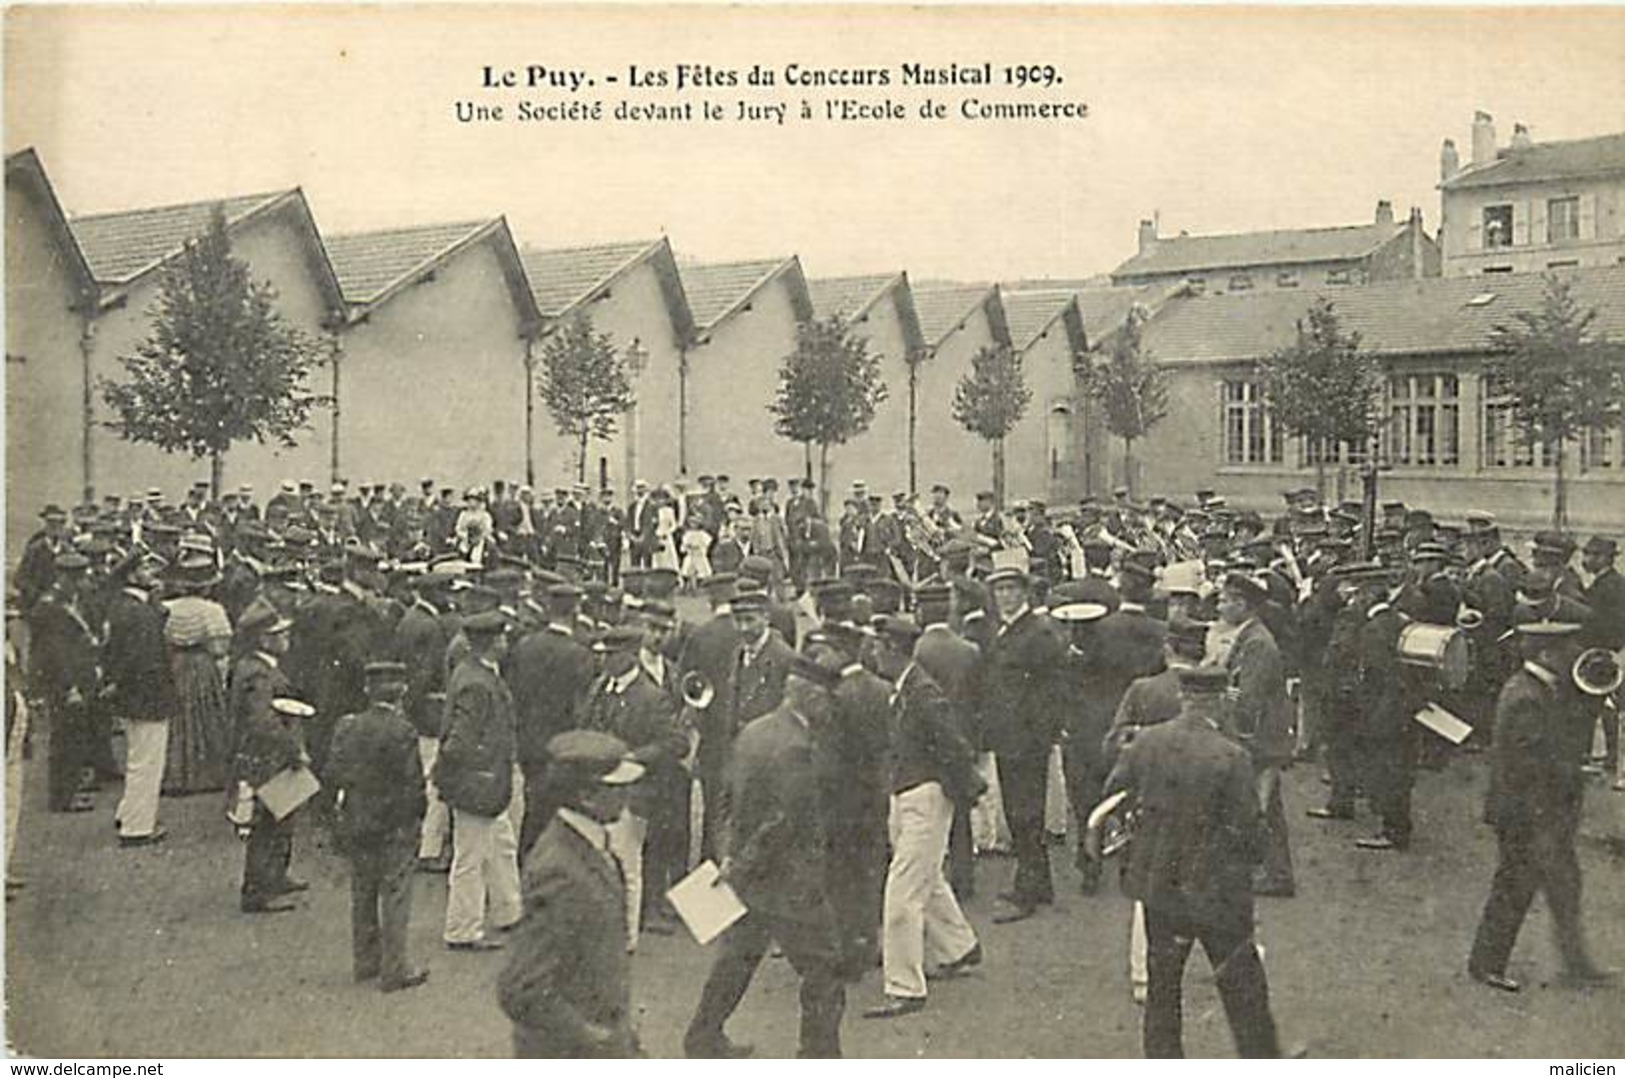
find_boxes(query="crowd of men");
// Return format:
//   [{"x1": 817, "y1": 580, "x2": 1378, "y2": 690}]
[{"x1": 7, "y1": 472, "x2": 1624, "y2": 1057}]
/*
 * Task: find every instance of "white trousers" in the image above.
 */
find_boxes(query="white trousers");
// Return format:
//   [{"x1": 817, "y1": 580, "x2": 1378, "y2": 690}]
[
  {"x1": 1045, "y1": 742, "x2": 1071, "y2": 835},
  {"x1": 882, "y1": 781, "x2": 978, "y2": 1000},
  {"x1": 608, "y1": 811, "x2": 647, "y2": 950},
  {"x1": 443, "y1": 802, "x2": 522, "y2": 943},
  {"x1": 417, "y1": 738, "x2": 451, "y2": 860},
  {"x1": 970, "y1": 752, "x2": 1012, "y2": 853},
  {"x1": 1129, "y1": 900, "x2": 1148, "y2": 992},
  {"x1": 6, "y1": 694, "x2": 30, "y2": 870},
  {"x1": 116, "y1": 719, "x2": 168, "y2": 838}
]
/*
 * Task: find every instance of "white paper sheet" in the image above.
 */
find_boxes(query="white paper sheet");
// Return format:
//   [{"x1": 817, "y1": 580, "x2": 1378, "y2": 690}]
[
  {"x1": 666, "y1": 860, "x2": 747, "y2": 946},
  {"x1": 1414, "y1": 703, "x2": 1473, "y2": 745}
]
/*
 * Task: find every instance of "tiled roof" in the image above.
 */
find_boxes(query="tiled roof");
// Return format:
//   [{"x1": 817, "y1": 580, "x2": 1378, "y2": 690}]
[
  {"x1": 680, "y1": 258, "x2": 788, "y2": 329},
  {"x1": 1139, "y1": 265, "x2": 1625, "y2": 365},
  {"x1": 1000, "y1": 289, "x2": 1076, "y2": 351},
  {"x1": 69, "y1": 191, "x2": 292, "y2": 283},
  {"x1": 325, "y1": 220, "x2": 493, "y2": 304},
  {"x1": 1443, "y1": 132, "x2": 1625, "y2": 190},
  {"x1": 1112, "y1": 222, "x2": 1402, "y2": 279},
  {"x1": 912, "y1": 285, "x2": 994, "y2": 346},
  {"x1": 1075, "y1": 283, "x2": 1173, "y2": 344},
  {"x1": 520, "y1": 240, "x2": 659, "y2": 318},
  {"x1": 808, "y1": 274, "x2": 898, "y2": 321}
]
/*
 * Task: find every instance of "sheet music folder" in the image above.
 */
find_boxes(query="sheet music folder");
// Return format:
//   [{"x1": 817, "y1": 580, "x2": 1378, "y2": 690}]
[{"x1": 666, "y1": 860, "x2": 747, "y2": 946}]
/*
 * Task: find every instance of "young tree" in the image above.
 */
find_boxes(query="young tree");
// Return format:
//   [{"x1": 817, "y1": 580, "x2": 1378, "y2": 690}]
[
  {"x1": 1487, "y1": 274, "x2": 1625, "y2": 528},
  {"x1": 1083, "y1": 304, "x2": 1168, "y2": 498},
  {"x1": 536, "y1": 313, "x2": 637, "y2": 484},
  {"x1": 952, "y1": 342, "x2": 1032, "y2": 505},
  {"x1": 769, "y1": 316, "x2": 888, "y2": 511},
  {"x1": 1256, "y1": 297, "x2": 1383, "y2": 498},
  {"x1": 99, "y1": 207, "x2": 330, "y2": 496}
]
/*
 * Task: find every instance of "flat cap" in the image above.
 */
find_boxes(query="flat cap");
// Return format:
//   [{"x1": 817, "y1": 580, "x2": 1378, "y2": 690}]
[
  {"x1": 546, "y1": 730, "x2": 644, "y2": 786},
  {"x1": 364, "y1": 661, "x2": 408, "y2": 681},
  {"x1": 1050, "y1": 602, "x2": 1110, "y2": 624},
  {"x1": 1177, "y1": 666, "x2": 1231, "y2": 693},
  {"x1": 461, "y1": 609, "x2": 508, "y2": 636},
  {"x1": 593, "y1": 625, "x2": 644, "y2": 654},
  {"x1": 985, "y1": 566, "x2": 1030, "y2": 588}
]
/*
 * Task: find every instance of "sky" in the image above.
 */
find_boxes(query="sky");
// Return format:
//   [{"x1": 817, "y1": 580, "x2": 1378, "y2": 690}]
[{"x1": 6, "y1": 4, "x2": 1625, "y2": 284}]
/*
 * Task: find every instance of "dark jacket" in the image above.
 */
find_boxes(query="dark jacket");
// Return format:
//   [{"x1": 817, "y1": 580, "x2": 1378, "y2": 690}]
[
  {"x1": 229, "y1": 652, "x2": 293, "y2": 754},
  {"x1": 28, "y1": 593, "x2": 99, "y2": 703},
  {"x1": 581, "y1": 669, "x2": 687, "y2": 817},
  {"x1": 729, "y1": 628, "x2": 796, "y2": 734},
  {"x1": 434, "y1": 657, "x2": 517, "y2": 817},
  {"x1": 329, "y1": 701, "x2": 427, "y2": 841},
  {"x1": 395, "y1": 600, "x2": 450, "y2": 739},
  {"x1": 1224, "y1": 618, "x2": 1293, "y2": 766},
  {"x1": 1107, "y1": 712, "x2": 1260, "y2": 926},
  {"x1": 1484, "y1": 663, "x2": 1594, "y2": 832},
  {"x1": 725, "y1": 705, "x2": 832, "y2": 925},
  {"x1": 498, "y1": 816, "x2": 635, "y2": 1058},
  {"x1": 889, "y1": 664, "x2": 979, "y2": 802},
  {"x1": 1356, "y1": 604, "x2": 1409, "y2": 738},
  {"x1": 101, "y1": 588, "x2": 174, "y2": 722},
  {"x1": 1583, "y1": 567, "x2": 1625, "y2": 651},
  {"x1": 981, "y1": 607, "x2": 1067, "y2": 759},
  {"x1": 913, "y1": 623, "x2": 983, "y2": 745},
  {"x1": 508, "y1": 625, "x2": 597, "y2": 770},
  {"x1": 1103, "y1": 665, "x2": 1184, "y2": 772},
  {"x1": 823, "y1": 661, "x2": 894, "y2": 822}
]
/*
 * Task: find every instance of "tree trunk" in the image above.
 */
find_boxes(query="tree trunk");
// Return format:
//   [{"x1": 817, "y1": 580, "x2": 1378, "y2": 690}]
[
  {"x1": 907, "y1": 362, "x2": 919, "y2": 496},
  {"x1": 578, "y1": 432, "x2": 589, "y2": 485},
  {"x1": 210, "y1": 450, "x2": 225, "y2": 501},
  {"x1": 1552, "y1": 438, "x2": 1568, "y2": 529},
  {"x1": 1314, "y1": 459, "x2": 1327, "y2": 501},
  {"x1": 1123, "y1": 435, "x2": 1135, "y2": 498},
  {"x1": 992, "y1": 438, "x2": 1006, "y2": 506},
  {"x1": 818, "y1": 442, "x2": 831, "y2": 517}
]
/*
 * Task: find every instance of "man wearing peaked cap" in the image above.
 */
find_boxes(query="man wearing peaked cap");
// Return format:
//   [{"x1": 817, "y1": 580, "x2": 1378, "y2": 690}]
[
  {"x1": 1468, "y1": 618, "x2": 1617, "y2": 992},
  {"x1": 328, "y1": 661, "x2": 430, "y2": 992},
  {"x1": 685, "y1": 623, "x2": 846, "y2": 1060},
  {"x1": 500, "y1": 729, "x2": 644, "y2": 1058},
  {"x1": 1579, "y1": 535, "x2": 1624, "y2": 782}
]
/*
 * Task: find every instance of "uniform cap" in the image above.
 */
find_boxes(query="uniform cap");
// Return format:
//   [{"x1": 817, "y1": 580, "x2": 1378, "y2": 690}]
[
  {"x1": 271, "y1": 698, "x2": 316, "y2": 718},
  {"x1": 1177, "y1": 666, "x2": 1231, "y2": 693},
  {"x1": 461, "y1": 609, "x2": 508, "y2": 637},
  {"x1": 545, "y1": 730, "x2": 645, "y2": 786},
  {"x1": 985, "y1": 566, "x2": 1030, "y2": 588},
  {"x1": 364, "y1": 661, "x2": 408, "y2": 682},
  {"x1": 730, "y1": 589, "x2": 769, "y2": 613},
  {"x1": 1049, "y1": 602, "x2": 1110, "y2": 624},
  {"x1": 1583, "y1": 535, "x2": 1617, "y2": 558},
  {"x1": 239, "y1": 596, "x2": 293, "y2": 638},
  {"x1": 592, "y1": 625, "x2": 644, "y2": 654},
  {"x1": 874, "y1": 613, "x2": 922, "y2": 645},
  {"x1": 786, "y1": 651, "x2": 842, "y2": 690}
]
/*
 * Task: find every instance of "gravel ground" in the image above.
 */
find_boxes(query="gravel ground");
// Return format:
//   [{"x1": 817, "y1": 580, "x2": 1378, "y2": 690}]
[{"x1": 6, "y1": 730, "x2": 1624, "y2": 1058}]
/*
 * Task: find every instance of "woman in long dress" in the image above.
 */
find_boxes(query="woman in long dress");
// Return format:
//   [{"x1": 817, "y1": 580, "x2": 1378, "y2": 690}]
[
  {"x1": 652, "y1": 490, "x2": 681, "y2": 572},
  {"x1": 162, "y1": 554, "x2": 234, "y2": 794}
]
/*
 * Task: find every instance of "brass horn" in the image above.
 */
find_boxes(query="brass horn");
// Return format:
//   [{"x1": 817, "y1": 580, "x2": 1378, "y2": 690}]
[
  {"x1": 1573, "y1": 647, "x2": 1624, "y2": 697},
  {"x1": 1456, "y1": 604, "x2": 1484, "y2": 631},
  {"x1": 681, "y1": 670, "x2": 715, "y2": 710}
]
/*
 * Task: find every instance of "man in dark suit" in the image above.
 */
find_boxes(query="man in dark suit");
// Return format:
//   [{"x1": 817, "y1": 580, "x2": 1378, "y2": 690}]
[
  {"x1": 1049, "y1": 538, "x2": 1121, "y2": 613},
  {"x1": 1468, "y1": 620, "x2": 1616, "y2": 992},
  {"x1": 500, "y1": 731, "x2": 646, "y2": 1058},
  {"x1": 1050, "y1": 599, "x2": 1120, "y2": 893},
  {"x1": 1218, "y1": 574, "x2": 1296, "y2": 896},
  {"x1": 913, "y1": 583, "x2": 984, "y2": 899},
  {"x1": 863, "y1": 616, "x2": 982, "y2": 1019},
  {"x1": 1580, "y1": 536, "x2": 1623, "y2": 780},
  {"x1": 329, "y1": 662, "x2": 430, "y2": 992},
  {"x1": 15, "y1": 504, "x2": 71, "y2": 611},
  {"x1": 395, "y1": 572, "x2": 453, "y2": 870},
  {"x1": 102, "y1": 553, "x2": 175, "y2": 846},
  {"x1": 597, "y1": 489, "x2": 626, "y2": 586},
  {"x1": 1106, "y1": 666, "x2": 1283, "y2": 1058},
  {"x1": 435, "y1": 610, "x2": 522, "y2": 949},
  {"x1": 30, "y1": 552, "x2": 101, "y2": 814},
  {"x1": 685, "y1": 658, "x2": 846, "y2": 1059},
  {"x1": 580, "y1": 625, "x2": 688, "y2": 939},
  {"x1": 981, "y1": 567, "x2": 1066, "y2": 922},
  {"x1": 679, "y1": 575, "x2": 743, "y2": 860},
  {"x1": 1353, "y1": 575, "x2": 1415, "y2": 851},
  {"x1": 626, "y1": 481, "x2": 659, "y2": 570},
  {"x1": 507, "y1": 583, "x2": 599, "y2": 861}
]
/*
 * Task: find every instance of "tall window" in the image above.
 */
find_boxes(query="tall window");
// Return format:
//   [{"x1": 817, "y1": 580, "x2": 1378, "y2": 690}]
[
  {"x1": 1483, "y1": 205, "x2": 1513, "y2": 249},
  {"x1": 1581, "y1": 428, "x2": 1618, "y2": 471},
  {"x1": 1303, "y1": 437, "x2": 1370, "y2": 468},
  {"x1": 1385, "y1": 373, "x2": 1460, "y2": 466},
  {"x1": 1221, "y1": 380, "x2": 1283, "y2": 465},
  {"x1": 1548, "y1": 197, "x2": 1580, "y2": 243},
  {"x1": 1482, "y1": 375, "x2": 1551, "y2": 468}
]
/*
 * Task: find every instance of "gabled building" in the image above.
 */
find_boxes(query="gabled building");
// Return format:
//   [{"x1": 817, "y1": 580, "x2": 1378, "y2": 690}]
[
  {"x1": 1112, "y1": 202, "x2": 1439, "y2": 295},
  {"x1": 1133, "y1": 265, "x2": 1625, "y2": 531},
  {"x1": 5, "y1": 149, "x2": 99, "y2": 551},
  {"x1": 521, "y1": 238, "x2": 694, "y2": 491},
  {"x1": 66, "y1": 187, "x2": 348, "y2": 509},
  {"x1": 1438, "y1": 112, "x2": 1625, "y2": 276},
  {"x1": 909, "y1": 283, "x2": 1012, "y2": 506},
  {"x1": 1000, "y1": 288, "x2": 1091, "y2": 504},
  {"x1": 679, "y1": 256, "x2": 814, "y2": 490},
  {"x1": 327, "y1": 218, "x2": 539, "y2": 490},
  {"x1": 807, "y1": 272, "x2": 925, "y2": 499}
]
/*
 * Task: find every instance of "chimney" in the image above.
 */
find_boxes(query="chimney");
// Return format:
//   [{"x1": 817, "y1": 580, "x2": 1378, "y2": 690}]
[
  {"x1": 1440, "y1": 139, "x2": 1460, "y2": 182},
  {"x1": 1471, "y1": 110, "x2": 1497, "y2": 167},
  {"x1": 1137, "y1": 218, "x2": 1157, "y2": 253},
  {"x1": 1511, "y1": 122, "x2": 1533, "y2": 151},
  {"x1": 1409, "y1": 207, "x2": 1425, "y2": 280},
  {"x1": 1375, "y1": 200, "x2": 1395, "y2": 229}
]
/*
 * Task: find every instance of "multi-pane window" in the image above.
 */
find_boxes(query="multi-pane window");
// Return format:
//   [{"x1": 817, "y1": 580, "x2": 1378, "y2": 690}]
[
  {"x1": 1303, "y1": 437, "x2": 1370, "y2": 467},
  {"x1": 1548, "y1": 197, "x2": 1580, "y2": 243},
  {"x1": 1385, "y1": 373, "x2": 1460, "y2": 466},
  {"x1": 1482, "y1": 376, "x2": 1551, "y2": 468},
  {"x1": 1221, "y1": 380, "x2": 1283, "y2": 465},
  {"x1": 1581, "y1": 428, "x2": 1618, "y2": 470},
  {"x1": 1483, "y1": 205, "x2": 1513, "y2": 249}
]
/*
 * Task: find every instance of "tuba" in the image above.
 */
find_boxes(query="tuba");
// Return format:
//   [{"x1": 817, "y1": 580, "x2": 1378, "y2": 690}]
[
  {"x1": 1574, "y1": 647, "x2": 1624, "y2": 697},
  {"x1": 1084, "y1": 789, "x2": 1139, "y2": 860}
]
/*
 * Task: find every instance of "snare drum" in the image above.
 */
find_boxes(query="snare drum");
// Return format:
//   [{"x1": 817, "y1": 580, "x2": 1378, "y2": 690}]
[{"x1": 1396, "y1": 622, "x2": 1470, "y2": 690}]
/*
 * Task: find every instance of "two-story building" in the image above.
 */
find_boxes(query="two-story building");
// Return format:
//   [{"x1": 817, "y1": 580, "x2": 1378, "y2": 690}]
[
  {"x1": 1111, "y1": 202, "x2": 1439, "y2": 296},
  {"x1": 1438, "y1": 112, "x2": 1625, "y2": 277}
]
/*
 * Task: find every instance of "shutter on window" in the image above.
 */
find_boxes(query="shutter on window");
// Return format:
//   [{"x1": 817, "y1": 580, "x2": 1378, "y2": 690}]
[
  {"x1": 1579, "y1": 193, "x2": 1597, "y2": 240},
  {"x1": 1513, "y1": 201, "x2": 1532, "y2": 246}
]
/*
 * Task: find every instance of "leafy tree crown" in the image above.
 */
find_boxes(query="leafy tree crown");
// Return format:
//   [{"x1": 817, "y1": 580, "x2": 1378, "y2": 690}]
[
  {"x1": 769, "y1": 316, "x2": 888, "y2": 447},
  {"x1": 1083, "y1": 304, "x2": 1168, "y2": 441},
  {"x1": 1256, "y1": 297, "x2": 1382, "y2": 452},
  {"x1": 536, "y1": 313, "x2": 636, "y2": 443},
  {"x1": 952, "y1": 342, "x2": 1032, "y2": 441},
  {"x1": 1485, "y1": 274, "x2": 1624, "y2": 448}
]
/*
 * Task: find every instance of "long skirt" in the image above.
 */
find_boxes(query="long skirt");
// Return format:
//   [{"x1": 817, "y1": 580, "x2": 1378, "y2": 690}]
[{"x1": 163, "y1": 647, "x2": 231, "y2": 794}]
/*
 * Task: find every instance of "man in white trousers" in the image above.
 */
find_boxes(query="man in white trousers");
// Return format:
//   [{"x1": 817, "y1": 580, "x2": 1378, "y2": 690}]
[
  {"x1": 433, "y1": 610, "x2": 522, "y2": 950},
  {"x1": 101, "y1": 553, "x2": 173, "y2": 847},
  {"x1": 864, "y1": 616, "x2": 984, "y2": 1019}
]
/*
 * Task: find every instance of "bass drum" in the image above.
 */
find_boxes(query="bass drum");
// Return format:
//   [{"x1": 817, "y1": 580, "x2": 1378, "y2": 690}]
[{"x1": 1397, "y1": 622, "x2": 1470, "y2": 690}]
